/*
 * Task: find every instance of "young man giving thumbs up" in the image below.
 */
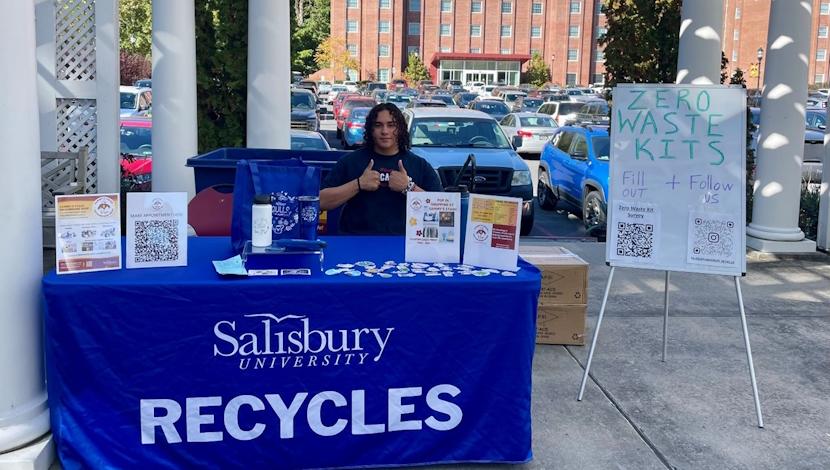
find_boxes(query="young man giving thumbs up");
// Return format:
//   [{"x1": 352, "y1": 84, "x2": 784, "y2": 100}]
[{"x1": 320, "y1": 103, "x2": 442, "y2": 234}]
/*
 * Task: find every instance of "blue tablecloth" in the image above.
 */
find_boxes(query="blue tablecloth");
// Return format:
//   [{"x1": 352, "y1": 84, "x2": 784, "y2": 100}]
[{"x1": 42, "y1": 237, "x2": 541, "y2": 469}]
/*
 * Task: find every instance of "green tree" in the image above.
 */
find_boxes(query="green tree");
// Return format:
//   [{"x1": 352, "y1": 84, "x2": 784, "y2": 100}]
[
  {"x1": 315, "y1": 36, "x2": 359, "y2": 81},
  {"x1": 119, "y1": 0, "x2": 152, "y2": 57},
  {"x1": 404, "y1": 53, "x2": 430, "y2": 84},
  {"x1": 525, "y1": 52, "x2": 551, "y2": 87},
  {"x1": 730, "y1": 68, "x2": 746, "y2": 86},
  {"x1": 720, "y1": 51, "x2": 729, "y2": 84},
  {"x1": 292, "y1": 0, "x2": 331, "y2": 76},
  {"x1": 600, "y1": 0, "x2": 681, "y2": 86}
]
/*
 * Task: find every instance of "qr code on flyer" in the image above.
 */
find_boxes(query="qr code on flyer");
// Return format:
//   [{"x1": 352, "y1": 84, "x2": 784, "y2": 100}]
[
  {"x1": 615, "y1": 222, "x2": 655, "y2": 258},
  {"x1": 135, "y1": 219, "x2": 179, "y2": 262},
  {"x1": 690, "y1": 216, "x2": 736, "y2": 261}
]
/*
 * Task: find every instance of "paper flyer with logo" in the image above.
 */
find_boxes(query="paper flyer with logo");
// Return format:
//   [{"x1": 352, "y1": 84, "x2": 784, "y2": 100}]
[
  {"x1": 55, "y1": 193, "x2": 121, "y2": 274},
  {"x1": 463, "y1": 194, "x2": 522, "y2": 271},
  {"x1": 405, "y1": 192, "x2": 461, "y2": 263},
  {"x1": 126, "y1": 192, "x2": 188, "y2": 269}
]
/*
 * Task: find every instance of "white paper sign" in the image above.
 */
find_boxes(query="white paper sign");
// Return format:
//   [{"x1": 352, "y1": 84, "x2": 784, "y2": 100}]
[
  {"x1": 686, "y1": 211, "x2": 741, "y2": 268},
  {"x1": 405, "y1": 192, "x2": 461, "y2": 263},
  {"x1": 463, "y1": 194, "x2": 522, "y2": 271},
  {"x1": 55, "y1": 194, "x2": 122, "y2": 274},
  {"x1": 126, "y1": 192, "x2": 188, "y2": 269},
  {"x1": 607, "y1": 200, "x2": 660, "y2": 264}
]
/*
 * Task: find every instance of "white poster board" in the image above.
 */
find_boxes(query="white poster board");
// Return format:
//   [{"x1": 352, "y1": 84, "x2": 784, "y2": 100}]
[
  {"x1": 126, "y1": 192, "x2": 188, "y2": 269},
  {"x1": 607, "y1": 84, "x2": 746, "y2": 276},
  {"x1": 405, "y1": 192, "x2": 461, "y2": 263},
  {"x1": 55, "y1": 194, "x2": 122, "y2": 274},
  {"x1": 463, "y1": 194, "x2": 522, "y2": 271}
]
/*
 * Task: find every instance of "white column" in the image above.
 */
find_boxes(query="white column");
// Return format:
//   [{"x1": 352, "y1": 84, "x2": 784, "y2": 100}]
[
  {"x1": 247, "y1": 0, "x2": 291, "y2": 149},
  {"x1": 747, "y1": 0, "x2": 817, "y2": 252},
  {"x1": 0, "y1": 0, "x2": 51, "y2": 452},
  {"x1": 152, "y1": 0, "x2": 198, "y2": 200},
  {"x1": 818, "y1": 127, "x2": 829, "y2": 250},
  {"x1": 675, "y1": 0, "x2": 723, "y2": 84}
]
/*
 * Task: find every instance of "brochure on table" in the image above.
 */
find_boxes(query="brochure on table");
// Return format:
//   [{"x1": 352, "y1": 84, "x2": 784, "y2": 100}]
[
  {"x1": 405, "y1": 191, "x2": 461, "y2": 263},
  {"x1": 463, "y1": 194, "x2": 522, "y2": 271},
  {"x1": 126, "y1": 192, "x2": 188, "y2": 269},
  {"x1": 55, "y1": 193, "x2": 121, "y2": 274}
]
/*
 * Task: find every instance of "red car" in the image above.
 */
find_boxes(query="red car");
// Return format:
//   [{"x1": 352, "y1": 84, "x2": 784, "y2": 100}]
[
  {"x1": 120, "y1": 117, "x2": 152, "y2": 191},
  {"x1": 336, "y1": 96, "x2": 376, "y2": 138}
]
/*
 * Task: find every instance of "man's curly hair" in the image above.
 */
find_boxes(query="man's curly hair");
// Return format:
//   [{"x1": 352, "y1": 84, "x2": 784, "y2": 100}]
[{"x1": 363, "y1": 103, "x2": 411, "y2": 152}]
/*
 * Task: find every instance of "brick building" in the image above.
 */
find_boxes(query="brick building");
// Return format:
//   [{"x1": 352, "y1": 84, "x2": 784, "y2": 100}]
[{"x1": 329, "y1": 0, "x2": 608, "y2": 86}]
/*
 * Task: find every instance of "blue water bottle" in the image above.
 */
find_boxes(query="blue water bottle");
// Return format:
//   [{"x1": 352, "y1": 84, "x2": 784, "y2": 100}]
[{"x1": 445, "y1": 154, "x2": 477, "y2": 258}]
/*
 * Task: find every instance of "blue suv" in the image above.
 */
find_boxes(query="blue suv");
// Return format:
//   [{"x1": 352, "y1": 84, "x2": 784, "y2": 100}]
[{"x1": 538, "y1": 126, "x2": 609, "y2": 236}]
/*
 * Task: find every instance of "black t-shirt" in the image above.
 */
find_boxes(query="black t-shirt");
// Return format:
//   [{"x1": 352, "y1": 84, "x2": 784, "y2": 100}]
[{"x1": 322, "y1": 147, "x2": 443, "y2": 234}]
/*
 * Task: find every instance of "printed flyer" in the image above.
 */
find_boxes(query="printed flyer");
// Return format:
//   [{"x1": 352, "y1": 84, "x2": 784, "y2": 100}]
[
  {"x1": 55, "y1": 193, "x2": 121, "y2": 274},
  {"x1": 405, "y1": 192, "x2": 461, "y2": 263},
  {"x1": 126, "y1": 192, "x2": 188, "y2": 269},
  {"x1": 463, "y1": 194, "x2": 522, "y2": 271}
]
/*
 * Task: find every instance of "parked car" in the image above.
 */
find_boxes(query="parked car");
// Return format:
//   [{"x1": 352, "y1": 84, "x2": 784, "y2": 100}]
[
  {"x1": 371, "y1": 89, "x2": 389, "y2": 104},
  {"x1": 805, "y1": 107, "x2": 827, "y2": 130},
  {"x1": 332, "y1": 92, "x2": 360, "y2": 123},
  {"x1": 290, "y1": 129, "x2": 331, "y2": 151},
  {"x1": 317, "y1": 81, "x2": 332, "y2": 98},
  {"x1": 290, "y1": 89, "x2": 320, "y2": 132},
  {"x1": 343, "y1": 81, "x2": 359, "y2": 92},
  {"x1": 119, "y1": 117, "x2": 152, "y2": 191},
  {"x1": 538, "y1": 126, "x2": 610, "y2": 237},
  {"x1": 119, "y1": 86, "x2": 152, "y2": 118},
  {"x1": 426, "y1": 94, "x2": 457, "y2": 107},
  {"x1": 567, "y1": 101, "x2": 610, "y2": 126},
  {"x1": 441, "y1": 80, "x2": 465, "y2": 93},
  {"x1": 468, "y1": 99, "x2": 511, "y2": 122},
  {"x1": 365, "y1": 82, "x2": 388, "y2": 94},
  {"x1": 406, "y1": 98, "x2": 448, "y2": 109},
  {"x1": 453, "y1": 92, "x2": 479, "y2": 108},
  {"x1": 384, "y1": 93, "x2": 412, "y2": 110},
  {"x1": 499, "y1": 113, "x2": 559, "y2": 154},
  {"x1": 480, "y1": 85, "x2": 497, "y2": 97},
  {"x1": 537, "y1": 101, "x2": 588, "y2": 126},
  {"x1": 404, "y1": 107, "x2": 535, "y2": 234},
  {"x1": 133, "y1": 79, "x2": 151, "y2": 88},
  {"x1": 467, "y1": 81, "x2": 485, "y2": 94},
  {"x1": 336, "y1": 96, "x2": 376, "y2": 137},
  {"x1": 512, "y1": 96, "x2": 545, "y2": 113},
  {"x1": 341, "y1": 107, "x2": 372, "y2": 149},
  {"x1": 297, "y1": 80, "x2": 318, "y2": 96},
  {"x1": 389, "y1": 79, "x2": 408, "y2": 89},
  {"x1": 327, "y1": 84, "x2": 348, "y2": 104},
  {"x1": 418, "y1": 84, "x2": 440, "y2": 94}
]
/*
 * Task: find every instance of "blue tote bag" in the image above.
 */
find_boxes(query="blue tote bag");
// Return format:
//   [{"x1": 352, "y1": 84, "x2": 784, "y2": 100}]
[{"x1": 230, "y1": 159, "x2": 321, "y2": 253}]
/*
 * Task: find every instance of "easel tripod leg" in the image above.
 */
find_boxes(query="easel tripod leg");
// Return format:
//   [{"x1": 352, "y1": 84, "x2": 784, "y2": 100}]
[
  {"x1": 578, "y1": 267, "x2": 615, "y2": 401},
  {"x1": 735, "y1": 276, "x2": 764, "y2": 428},
  {"x1": 662, "y1": 271, "x2": 670, "y2": 362}
]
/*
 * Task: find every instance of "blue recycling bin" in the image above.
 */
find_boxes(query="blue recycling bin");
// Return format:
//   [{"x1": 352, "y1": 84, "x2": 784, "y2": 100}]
[{"x1": 186, "y1": 148, "x2": 349, "y2": 235}]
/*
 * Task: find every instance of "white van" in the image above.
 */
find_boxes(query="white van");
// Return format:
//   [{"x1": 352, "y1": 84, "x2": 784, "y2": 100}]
[{"x1": 468, "y1": 81, "x2": 485, "y2": 94}]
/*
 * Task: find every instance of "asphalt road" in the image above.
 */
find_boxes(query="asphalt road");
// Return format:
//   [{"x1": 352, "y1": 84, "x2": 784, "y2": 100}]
[{"x1": 318, "y1": 116, "x2": 592, "y2": 240}]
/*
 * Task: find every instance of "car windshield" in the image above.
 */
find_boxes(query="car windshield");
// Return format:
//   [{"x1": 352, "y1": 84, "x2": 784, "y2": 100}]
[
  {"x1": 349, "y1": 108, "x2": 371, "y2": 120},
  {"x1": 291, "y1": 92, "x2": 315, "y2": 109},
  {"x1": 346, "y1": 100, "x2": 375, "y2": 109},
  {"x1": 591, "y1": 136, "x2": 610, "y2": 160},
  {"x1": 291, "y1": 135, "x2": 328, "y2": 150},
  {"x1": 332, "y1": 85, "x2": 347, "y2": 91},
  {"x1": 559, "y1": 102, "x2": 585, "y2": 114},
  {"x1": 387, "y1": 95, "x2": 411, "y2": 103},
  {"x1": 120, "y1": 125, "x2": 151, "y2": 153},
  {"x1": 520, "y1": 116, "x2": 556, "y2": 127},
  {"x1": 567, "y1": 89, "x2": 584, "y2": 95},
  {"x1": 120, "y1": 92, "x2": 137, "y2": 109},
  {"x1": 522, "y1": 99, "x2": 544, "y2": 109},
  {"x1": 431, "y1": 95, "x2": 454, "y2": 105},
  {"x1": 475, "y1": 101, "x2": 510, "y2": 114},
  {"x1": 410, "y1": 118, "x2": 511, "y2": 149}
]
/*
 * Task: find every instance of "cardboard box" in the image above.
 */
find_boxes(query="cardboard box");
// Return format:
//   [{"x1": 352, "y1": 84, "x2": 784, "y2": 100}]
[
  {"x1": 523, "y1": 247, "x2": 588, "y2": 307},
  {"x1": 536, "y1": 304, "x2": 586, "y2": 345}
]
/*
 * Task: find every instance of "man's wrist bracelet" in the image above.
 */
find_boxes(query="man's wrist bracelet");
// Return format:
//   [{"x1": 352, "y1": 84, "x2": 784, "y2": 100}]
[{"x1": 356, "y1": 177, "x2": 362, "y2": 191}]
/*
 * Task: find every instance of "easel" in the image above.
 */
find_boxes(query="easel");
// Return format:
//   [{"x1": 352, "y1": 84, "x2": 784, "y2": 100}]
[{"x1": 577, "y1": 267, "x2": 765, "y2": 428}]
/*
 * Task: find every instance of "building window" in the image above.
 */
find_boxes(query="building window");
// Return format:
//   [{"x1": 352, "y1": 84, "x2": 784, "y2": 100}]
[
  {"x1": 380, "y1": 0, "x2": 391, "y2": 8},
  {"x1": 570, "y1": 1, "x2": 581, "y2": 13},
  {"x1": 596, "y1": 27, "x2": 607, "y2": 38},
  {"x1": 471, "y1": 25, "x2": 481, "y2": 37},
  {"x1": 407, "y1": 46, "x2": 420, "y2": 57},
  {"x1": 379, "y1": 20, "x2": 390, "y2": 33},
  {"x1": 569, "y1": 26, "x2": 579, "y2": 37},
  {"x1": 378, "y1": 69, "x2": 390, "y2": 82},
  {"x1": 441, "y1": 46, "x2": 452, "y2": 52},
  {"x1": 734, "y1": 7, "x2": 741, "y2": 18},
  {"x1": 595, "y1": 50, "x2": 605, "y2": 61},
  {"x1": 822, "y1": 3, "x2": 830, "y2": 15},
  {"x1": 347, "y1": 0, "x2": 358, "y2": 8},
  {"x1": 379, "y1": 44, "x2": 390, "y2": 57},
  {"x1": 441, "y1": 0, "x2": 453, "y2": 12},
  {"x1": 409, "y1": 0, "x2": 421, "y2": 11},
  {"x1": 531, "y1": 26, "x2": 541, "y2": 38},
  {"x1": 346, "y1": 20, "x2": 358, "y2": 33},
  {"x1": 347, "y1": 44, "x2": 358, "y2": 56},
  {"x1": 568, "y1": 49, "x2": 578, "y2": 61},
  {"x1": 731, "y1": 50, "x2": 738, "y2": 62},
  {"x1": 501, "y1": 25, "x2": 512, "y2": 37},
  {"x1": 818, "y1": 49, "x2": 827, "y2": 61},
  {"x1": 531, "y1": 48, "x2": 540, "y2": 56},
  {"x1": 472, "y1": 1, "x2": 482, "y2": 13},
  {"x1": 532, "y1": 2, "x2": 543, "y2": 14},
  {"x1": 408, "y1": 22, "x2": 420, "y2": 35},
  {"x1": 593, "y1": 73, "x2": 604, "y2": 84},
  {"x1": 816, "y1": 73, "x2": 826, "y2": 84},
  {"x1": 597, "y1": 0, "x2": 604, "y2": 15},
  {"x1": 820, "y1": 26, "x2": 829, "y2": 38},
  {"x1": 501, "y1": 48, "x2": 511, "y2": 54},
  {"x1": 502, "y1": 1, "x2": 512, "y2": 13},
  {"x1": 566, "y1": 73, "x2": 577, "y2": 85},
  {"x1": 733, "y1": 30, "x2": 739, "y2": 40},
  {"x1": 441, "y1": 24, "x2": 451, "y2": 36},
  {"x1": 471, "y1": 47, "x2": 481, "y2": 53}
]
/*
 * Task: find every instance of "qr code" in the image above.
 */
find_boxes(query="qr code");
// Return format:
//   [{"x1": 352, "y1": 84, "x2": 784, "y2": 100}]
[
  {"x1": 691, "y1": 217, "x2": 735, "y2": 258},
  {"x1": 616, "y1": 222, "x2": 655, "y2": 258},
  {"x1": 135, "y1": 220, "x2": 178, "y2": 262}
]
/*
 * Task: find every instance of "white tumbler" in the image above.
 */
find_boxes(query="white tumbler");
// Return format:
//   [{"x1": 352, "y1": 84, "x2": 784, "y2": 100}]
[{"x1": 252, "y1": 194, "x2": 272, "y2": 247}]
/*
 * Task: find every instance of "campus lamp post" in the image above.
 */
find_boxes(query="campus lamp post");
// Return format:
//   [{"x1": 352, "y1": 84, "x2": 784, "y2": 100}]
[{"x1": 756, "y1": 47, "x2": 764, "y2": 93}]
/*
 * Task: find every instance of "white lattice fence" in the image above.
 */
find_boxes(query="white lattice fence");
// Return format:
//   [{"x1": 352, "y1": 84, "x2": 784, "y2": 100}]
[{"x1": 55, "y1": 0, "x2": 96, "y2": 81}]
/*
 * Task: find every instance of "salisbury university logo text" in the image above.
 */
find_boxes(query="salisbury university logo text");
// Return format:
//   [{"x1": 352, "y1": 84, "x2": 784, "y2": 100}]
[{"x1": 213, "y1": 313, "x2": 395, "y2": 370}]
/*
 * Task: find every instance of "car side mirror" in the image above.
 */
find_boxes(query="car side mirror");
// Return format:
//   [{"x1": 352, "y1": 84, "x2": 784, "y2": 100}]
[
  {"x1": 511, "y1": 135, "x2": 523, "y2": 149},
  {"x1": 820, "y1": 124, "x2": 827, "y2": 130}
]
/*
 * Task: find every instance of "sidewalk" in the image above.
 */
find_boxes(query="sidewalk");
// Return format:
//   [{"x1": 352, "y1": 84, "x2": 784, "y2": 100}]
[{"x1": 430, "y1": 241, "x2": 830, "y2": 470}]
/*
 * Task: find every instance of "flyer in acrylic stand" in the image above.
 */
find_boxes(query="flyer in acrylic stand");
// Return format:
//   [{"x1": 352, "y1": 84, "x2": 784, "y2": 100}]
[
  {"x1": 463, "y1": 193, "x2": 522, "y2": 271},
  {"x1": 405, "y1": 191, "x2": 461, "y2": 263},
  {"x1": 126, "y1": 192, "x2": 188, "y2": 269},
  {"x1": 55, "y1": 193, "x2": 122, "y2": 274}
]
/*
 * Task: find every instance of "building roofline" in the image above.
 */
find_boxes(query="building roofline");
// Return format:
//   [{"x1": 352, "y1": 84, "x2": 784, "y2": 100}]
[{"x1": 429, "y1": 53, "x2": 532, "y2": 67}]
